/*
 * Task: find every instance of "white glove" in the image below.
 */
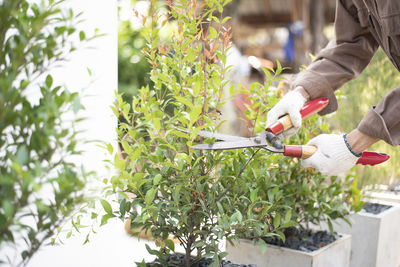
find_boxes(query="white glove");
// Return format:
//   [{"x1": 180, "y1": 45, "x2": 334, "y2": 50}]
[
  {"x1": 266, "y1": 90, "x2": 307, "y2": 137},
  {"x1": 301, "y1": 134, "x2": 361, "y2": 176}
]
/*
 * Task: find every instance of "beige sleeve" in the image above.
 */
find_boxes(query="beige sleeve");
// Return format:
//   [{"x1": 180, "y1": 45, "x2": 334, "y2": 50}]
[{"x1": 291, "y1": 0, "x2": 379, "y2": 115}]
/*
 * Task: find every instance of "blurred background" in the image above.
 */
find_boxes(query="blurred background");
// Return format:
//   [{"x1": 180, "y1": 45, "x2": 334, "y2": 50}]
[
  {"x1": 118, "y1": 0, "x2": 400, "y2": 190},
  {"x1": 119, "y1": 0, "x2": 336, "y2": 97}
]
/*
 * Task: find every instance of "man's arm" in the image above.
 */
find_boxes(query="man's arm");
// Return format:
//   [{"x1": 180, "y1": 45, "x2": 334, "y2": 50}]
[
  {"x1": 346, "y1": 129, "x2": 380, "y2": 153},
  {"x1": 292, "y1": 0, "x2": 379, "y2": 115}
]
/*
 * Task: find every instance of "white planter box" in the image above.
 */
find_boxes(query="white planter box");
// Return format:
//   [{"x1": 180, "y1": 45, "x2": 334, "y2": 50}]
[
  {"x1": 226, "y1": 234, "x2": 351, "y2": 267},
  {"x1": 319, "y1": 204, "x2": 400, "y2": 267}
]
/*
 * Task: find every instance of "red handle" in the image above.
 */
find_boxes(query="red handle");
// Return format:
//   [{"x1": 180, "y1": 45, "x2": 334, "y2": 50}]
[
  {"x1": 267, "y1": 97, "x2": 329, "y2": 135},
  {"x1": 283, "y1": 146, "x2": 390, "y2": 166},
  {"x1": 300, "y1": 97, "x2": 329, "y2": 119},
  {"x1": 356, "y1": 151, "x2": 390, "y2": 166}
]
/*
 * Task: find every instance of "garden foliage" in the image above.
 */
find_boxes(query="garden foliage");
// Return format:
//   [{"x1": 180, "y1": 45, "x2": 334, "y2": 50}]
[
  {"x1": 0, "y1": 1, "x2": 91, "y2": 265},
  {"x1": 107, "y1": 0, "x2": 361, "y2": 266}
]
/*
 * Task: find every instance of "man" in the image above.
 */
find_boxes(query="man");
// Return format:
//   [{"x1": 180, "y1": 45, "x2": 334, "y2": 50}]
[{"x1": 266, "y1": 0, "x2": 400, "y2": 176}]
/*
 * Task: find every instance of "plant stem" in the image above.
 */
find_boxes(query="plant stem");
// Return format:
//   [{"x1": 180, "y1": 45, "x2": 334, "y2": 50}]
[
  {"x1": 185, "y1": 237, "x2": 193, "y2": 267},
  {"x1": 216, "y1": 148, "x2": 261, "y2": 202}
]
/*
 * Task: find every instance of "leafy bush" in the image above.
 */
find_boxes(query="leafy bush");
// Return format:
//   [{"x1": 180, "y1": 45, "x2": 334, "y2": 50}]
[
  {"x1": 106, "y1": 1, "x2": 360, "y2": 266},
  {"x1": 0, "y1": 1, "x2": 91, "y2": 265},
  {"x1": 332, "y1": 49, "x2": 400, "y2": 188},
  {"x1": 106, "y1": 1, "x2": 287, "y2": 266}
]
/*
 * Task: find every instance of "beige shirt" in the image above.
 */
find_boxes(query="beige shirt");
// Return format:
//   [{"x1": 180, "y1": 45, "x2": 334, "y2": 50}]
[{"x1": 292, "y1": 0, "x2": 400, "y2": 145}]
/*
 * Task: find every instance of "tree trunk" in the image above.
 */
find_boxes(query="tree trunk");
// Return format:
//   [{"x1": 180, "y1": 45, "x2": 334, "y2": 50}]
[{"x1": 185, "y1": 239, "x2": 193, "y2": 267}]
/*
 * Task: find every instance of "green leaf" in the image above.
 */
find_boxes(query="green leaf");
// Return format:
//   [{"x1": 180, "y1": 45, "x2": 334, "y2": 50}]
[
  {"x1": 79, "y1": 31, "x2": 86, "y2": 41},
  {"x1": 165, "y1": 239, "x2": 175, "y2": 251},
  {"x1": 210, "y1": 254, "x2": 220, "y2": 267},
  {"x1": 276, "y1": 60, "x2": 282, "y2": 75},
  {"x1": 153, "y1": 118, "x2": 161, "y2": 131},
  {"x1": 231, "y1": 210, "x2": 242, "y2": 223},
  {"x1": 209, "y1": 26, "x2": 218, "y2": 39},
  {"x1": 136, "y1": 260, "x2": 147, "y2": 267},
  {"x1": 327, "y1": 219, "x2": 334, "y2": 234},
  {"x1": 66, "y1": 231, "x2": 72, "y2": 238},
  {"x1": 145, "y1": 188, "x2": 157, "y2": 204},
  {"x1": 189, "y1": 105, "x2": 202, "y2": 125},
  {"x1": 276, "y1": 230, "x2": 286, "y2": 242},
  {"x1": 100, "y1": 199, "x2": 113, "y2": 215},
  {"x1": 131, "y1": 147, "x2": 143, "y2": 161},
  {"x1": 106, "y1": 143, "x2": 113, "y2": 154},
  {"x1": 153, "y1": 174, "x2": 162, "y2": 185},
  {"x1": 281, "y1": 221, "x2": 298, "y2": 228},
  {"x1": 284, "y1": 209, "x2": 292, "y2": 223},
  {"x1": 171, "y1": 130, "x2": 189, "y2": 139},
  {"x1": 132, "y1": 172, "x2": 146, "y2": 183},
  {"x1": 72, "y1": 95, "x2": 82, "y2": 113},
  {"x1": 3, "y1": 200, "x2": 14, "y2": 219},
  {"x1": 222, "y1": 16, "x2": 231, "y2": 24},
  {"x1": 258, "y1": 238, "x2": 267, "y2": 254},
  {"x1": 45, "y1": 75, "x2": 53, "y2": 88},
  {"x1": 267, "y1": 189, "x2": 274, "y2": 202},
  {"x1": 16, "y1": 145, "x2": 28, "y2": 165},
  {"x1": 101, "y1": 214, "x2": 113, "y2": 226},
  {"x1": 173, "y1": 184, "x2": 182, "y2": 203},
  {"x1": 250, "y1": 188, "x2": 259, "y2": 203},
  {"x1": 273, "y1": 213, "x2": 281, "y2": 229},
  {"x1": 114, "y1": 154, "x2": 126, "y2": 171},
  {"x1": 119, "y1": 198, "x2": 127, "y2": 217},
  {"x1": 121, "y1": 141, "x2": 132, "y2": 155}
]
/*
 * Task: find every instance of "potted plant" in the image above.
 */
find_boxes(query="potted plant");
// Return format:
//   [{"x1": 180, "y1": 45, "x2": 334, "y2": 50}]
[
  {"x1": 223, "y1": 71, "x2": 362, "y2": 267},
  {"x1": 317, "y1": 200, "x2": 400, "y2": 267},
  {"x1": 102, "y1": 1, "x2": 297, "y2": 266}
]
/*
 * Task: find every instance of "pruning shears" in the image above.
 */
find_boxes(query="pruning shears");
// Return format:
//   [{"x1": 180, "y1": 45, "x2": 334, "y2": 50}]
[{"x1": 190, "y1": 97, "x2": 390, "y2": 166}]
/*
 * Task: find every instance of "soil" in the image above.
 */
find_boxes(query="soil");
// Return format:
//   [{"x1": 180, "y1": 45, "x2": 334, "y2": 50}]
[
  {"x1": 147, "y1": 253, "x2": 256, "y2": 267},
  {"x1": 261, "y1": 227, "x2": 340, "y2": 252},
  {"x1": 363, "y1": 202, "x2": 391, "y2": 215}
]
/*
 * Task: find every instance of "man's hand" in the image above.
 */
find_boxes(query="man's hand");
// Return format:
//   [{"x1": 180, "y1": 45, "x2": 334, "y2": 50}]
[
  {"x1": 301, "y1": 130, "x2": 380, "y2": 176},
  {"x1": 266, "y1": 87, "x2": 309, "y2": 137},
  {"x1": 301, "y1": 134, "x2": 360, "y2": 176}
]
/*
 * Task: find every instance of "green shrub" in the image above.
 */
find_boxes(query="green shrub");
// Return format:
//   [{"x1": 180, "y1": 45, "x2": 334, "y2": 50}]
[
  {"x1": 105, "y1": 1, "x2": 361, "y2": 266},
  {"x1": 105, "y1": 1, "x2": 289, "y2": 266},
  {"x1": 0, "y1": 1, "x2": 92, "y2": 265}
]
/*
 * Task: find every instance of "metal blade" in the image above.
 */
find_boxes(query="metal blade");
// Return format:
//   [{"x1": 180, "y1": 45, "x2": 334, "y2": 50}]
[
  {"x1": 192, "y1": 140, "x2": 283, "y2": 153},
  {"x1": 175, "y1": 128, "x2": 247, "y2": 141},
  {"x1": 196, "y1": 130, "x2": 248, "y2": 141}
]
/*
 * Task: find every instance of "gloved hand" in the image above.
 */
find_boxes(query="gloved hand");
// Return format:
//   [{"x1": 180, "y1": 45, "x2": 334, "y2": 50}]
[
  {"x1": 266, "y1": 89, "x2": 307, "y2": 138},
  {"x1": 301, "y1": 134, "x2": 361, "y2": 176}
]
